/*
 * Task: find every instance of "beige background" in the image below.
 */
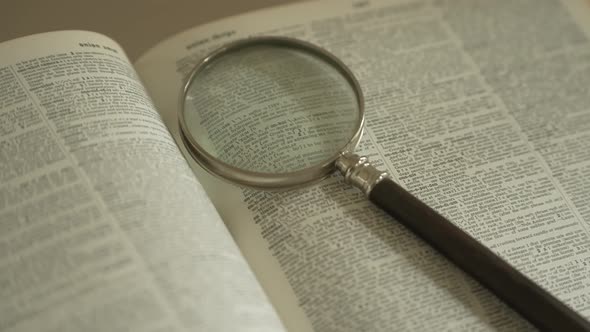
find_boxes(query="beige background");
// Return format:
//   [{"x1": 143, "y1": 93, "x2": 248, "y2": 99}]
[{"x1": 0, "y1": 0, "x2": 301, "y2": 60}]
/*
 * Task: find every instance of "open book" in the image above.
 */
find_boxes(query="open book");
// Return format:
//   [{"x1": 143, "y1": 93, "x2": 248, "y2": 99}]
[{"x1": 2, "y1": 0, "x2": 590, "y2": 330}]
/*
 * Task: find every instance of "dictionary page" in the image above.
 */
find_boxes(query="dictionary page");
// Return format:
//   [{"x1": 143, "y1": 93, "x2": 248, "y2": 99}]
[
  {"x1": 0, "y1": 31, "x2": 284, "y2": 332},
  {"x1": 136, "y1": 0, "x2": 590, "y2": 330}
]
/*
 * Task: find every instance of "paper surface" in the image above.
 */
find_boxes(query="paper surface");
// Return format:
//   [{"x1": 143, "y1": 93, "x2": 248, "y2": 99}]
[
  {"x1": 136, "y1": 0, "x2": 590, "y2": 330},
  {"x1": 0, "y1": 31, "x2": 284, "y2": 332}
]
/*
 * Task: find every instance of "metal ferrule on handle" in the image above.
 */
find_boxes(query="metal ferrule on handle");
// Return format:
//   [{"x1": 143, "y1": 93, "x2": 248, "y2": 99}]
[{"x1": 335, "y1": 153, "x2": 389, "y2": 195}]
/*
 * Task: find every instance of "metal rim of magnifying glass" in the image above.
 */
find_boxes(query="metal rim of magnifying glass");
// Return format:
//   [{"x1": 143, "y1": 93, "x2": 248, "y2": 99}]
[{"x1": 179, "y1": 36, "x2": 365, "y2": 190}]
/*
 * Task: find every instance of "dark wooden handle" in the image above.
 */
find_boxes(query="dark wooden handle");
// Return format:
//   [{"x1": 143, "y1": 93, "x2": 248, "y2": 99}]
[{"x1": 369, "y1": 178, "x2": 590, "y2": 331}]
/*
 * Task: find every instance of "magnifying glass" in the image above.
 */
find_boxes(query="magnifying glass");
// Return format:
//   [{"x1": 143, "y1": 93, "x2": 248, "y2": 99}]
[{"x1": 178, "y1": 36, "x2": 588, "y2": 331}]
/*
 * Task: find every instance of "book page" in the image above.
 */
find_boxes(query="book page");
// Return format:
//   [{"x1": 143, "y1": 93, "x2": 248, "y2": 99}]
[
  {"x1": 0, "y1": 31, "x2": 284, "y2": 332},
  {"x1": 136, "y1": 0, "x2": 590, "y2": 330}
]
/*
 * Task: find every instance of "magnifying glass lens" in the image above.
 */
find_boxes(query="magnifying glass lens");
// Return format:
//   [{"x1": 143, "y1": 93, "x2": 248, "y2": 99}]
[{"x1": 183, "y1": 44, "x2": 360, "y2": 174}]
